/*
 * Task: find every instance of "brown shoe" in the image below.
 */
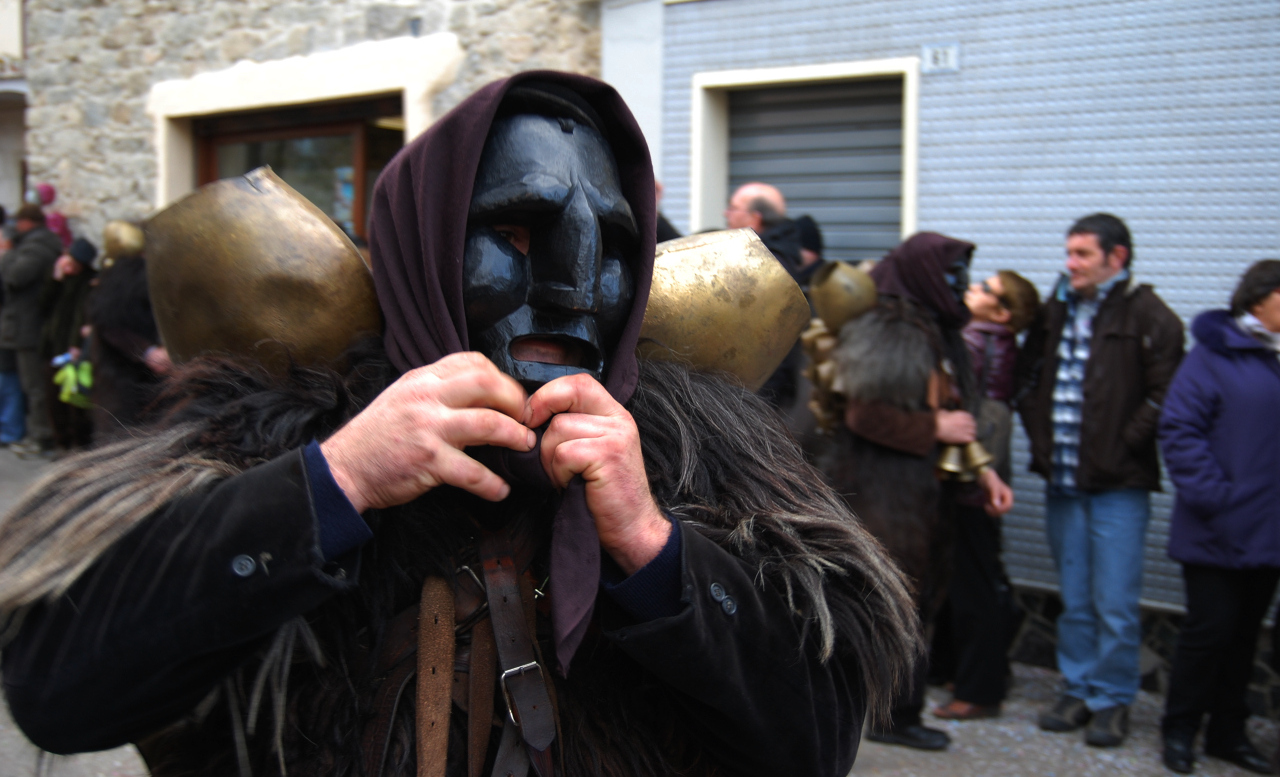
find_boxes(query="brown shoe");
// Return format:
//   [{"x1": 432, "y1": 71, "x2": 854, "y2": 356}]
[{"x1": 933, "y1": 699, "x2": 1000, "y2": 720}]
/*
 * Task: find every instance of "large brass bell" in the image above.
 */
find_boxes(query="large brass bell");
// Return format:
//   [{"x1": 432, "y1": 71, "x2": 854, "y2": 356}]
[
  {"x1": 809, "y1": 260, "x2": 878, "y2": 335},
  {"x1": 639, "y1": 228, "x2": 810, "y2": 392},
  {"x1": 145, "y1": 167, "x2": 382, "y2": 376}
]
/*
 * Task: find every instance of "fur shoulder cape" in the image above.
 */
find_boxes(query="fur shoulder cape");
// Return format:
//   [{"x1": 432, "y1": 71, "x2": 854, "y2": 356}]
[{"x1": 0, "y1": 343, "x2": 918, "y2": 774}]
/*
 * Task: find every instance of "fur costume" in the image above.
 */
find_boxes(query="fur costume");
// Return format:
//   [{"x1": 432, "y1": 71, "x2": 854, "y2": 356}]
[
  {"x1": 810, "y1": 297, "x2": 949, "y2": 616},
  {"x1": 0, "y1": 341, "x2": 920, "y2": 777}
]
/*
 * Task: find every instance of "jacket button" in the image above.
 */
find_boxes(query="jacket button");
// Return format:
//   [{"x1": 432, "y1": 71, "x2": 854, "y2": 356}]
[
  {"x1": 231, "y1": 554, "x2": 256, "y2": 577},
  {"x1": 709, "y1": 582, "x2": 726, "y2": 602},
  {"x1": 721, "y1": 596, "x2": 737, "y2": 615}
]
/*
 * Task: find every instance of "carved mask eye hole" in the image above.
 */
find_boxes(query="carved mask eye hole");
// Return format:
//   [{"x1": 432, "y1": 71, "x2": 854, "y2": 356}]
[{"x1": 493, "y1": 224, "x2": 531, "y2": 255}]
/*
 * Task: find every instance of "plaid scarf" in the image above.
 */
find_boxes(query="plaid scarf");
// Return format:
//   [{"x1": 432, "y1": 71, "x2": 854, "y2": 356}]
[{"x1": 1050, "y1": 270, "x2": 1128, "y2": 490}]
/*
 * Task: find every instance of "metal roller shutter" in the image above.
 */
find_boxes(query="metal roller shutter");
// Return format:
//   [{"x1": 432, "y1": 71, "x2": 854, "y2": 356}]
[{"x1": 727, "y1": 78, "x2": 903, "y2": 263}]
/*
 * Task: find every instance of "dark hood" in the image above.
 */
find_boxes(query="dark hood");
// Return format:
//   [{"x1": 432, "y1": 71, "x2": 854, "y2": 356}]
[
  {"x1": 367, "y1": 70, "x2": 657, "y2": 405},
  {"x1": 365, "y1": 72, "x2": 657, "y2": 676},
  {"x1": 870, "y1": 231, "x2": 974, "y2": 329},
  {"x1": 1192, "y1": 309, "x2": 1269, "y2": 354}
]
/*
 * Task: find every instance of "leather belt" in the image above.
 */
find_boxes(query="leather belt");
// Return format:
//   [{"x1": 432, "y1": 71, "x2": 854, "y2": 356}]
[{"x1": 479, "y1": 530, "x2": 556, "y2": 776}]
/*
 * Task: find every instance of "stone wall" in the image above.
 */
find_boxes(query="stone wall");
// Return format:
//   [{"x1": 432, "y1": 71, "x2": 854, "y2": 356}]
[{"x1": 22, "y1": 0, "x2": 600, "y2": 240}]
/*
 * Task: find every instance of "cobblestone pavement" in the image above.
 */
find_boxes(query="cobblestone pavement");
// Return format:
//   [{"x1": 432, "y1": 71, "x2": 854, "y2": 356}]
[
  {"x1": 3, "y1": 452, "x2": 1278, "y2": 776},
  {"x1": 855, "y1": 662, "x2": 1279, "y2": 776}
]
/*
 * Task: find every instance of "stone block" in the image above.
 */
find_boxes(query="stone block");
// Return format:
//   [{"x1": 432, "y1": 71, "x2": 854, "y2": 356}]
[
  {"x1": 502, "y1": 33, "x2": 535, "y2": 64},
  {"x1": 101, "y1": 22, "x2": 133, "y2": 50},
  {"x1": 110, "y1": 102, "x2": 136, "y2": 124},
  {"x1": 220, "y1": 30, "x2": 264, "y2": 62},
  {"x1": 365, "y1": 4, "x2": 416, "y2": 40},
  {"x1": 82, "y1": 101, "x2": 108, "y2": 128}
]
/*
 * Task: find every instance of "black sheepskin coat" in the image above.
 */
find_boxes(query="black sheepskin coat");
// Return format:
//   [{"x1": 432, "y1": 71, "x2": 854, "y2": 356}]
[{"x1": 0, "y1": 341, "x2": 919, "y2": 777}]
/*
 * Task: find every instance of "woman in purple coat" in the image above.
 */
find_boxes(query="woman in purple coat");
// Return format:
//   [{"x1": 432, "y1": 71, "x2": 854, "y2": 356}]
[{"x1": 1158, "y1": 259, "x2": 1280, "y2": 775}]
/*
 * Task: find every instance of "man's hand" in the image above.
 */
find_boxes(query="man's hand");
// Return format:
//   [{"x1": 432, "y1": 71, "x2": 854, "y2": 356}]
[
  {"x1": 526, "y1": 373, "x2": 670, "y2": 576},
  {"x1": 321, "y1": 352, "x2": 536, "y2": 514},
  {"x1": 936, "y1": 409, "x2": 977, "y2": 444},
  {"x1": 978, "y1": 467, "x2": 1014, "y2": 516}
]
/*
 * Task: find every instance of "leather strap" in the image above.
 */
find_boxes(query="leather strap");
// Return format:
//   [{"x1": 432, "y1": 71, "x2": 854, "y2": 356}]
[
  {"x1": 478, "y1": 531, "x2": 556, "y2": 753},
  {"x1": 417, "y1": 576, "x2": 455, "y2": 777},
  {"x1": 489, "y1": 718, "x2": 530, "y2": 777},
  {"x1": 467, "y1": 617, "x2": 497, "y2": 777},
  {"x1": 363, "y1": 606, "x2": 422, "y2": 777}
]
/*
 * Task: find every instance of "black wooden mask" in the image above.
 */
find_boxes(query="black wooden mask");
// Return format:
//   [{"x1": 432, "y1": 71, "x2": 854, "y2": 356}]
[{"x1": 463, "y1": 114, "x2": 638, "y2": 391}]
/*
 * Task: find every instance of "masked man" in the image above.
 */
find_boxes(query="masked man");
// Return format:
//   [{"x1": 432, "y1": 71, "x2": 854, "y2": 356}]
[
  {"x1": 0, "y1": 73, "x2": 917, "y2": 777},
  {"x1": 812, "y1": 233, "x2": 1014, "y2": 752}
]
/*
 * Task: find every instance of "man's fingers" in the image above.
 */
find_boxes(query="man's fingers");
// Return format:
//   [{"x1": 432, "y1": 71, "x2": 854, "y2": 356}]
[
  {"x1": 405, "y1": 352, "x2": 528, "y2": 419},
  {"x1": 525, "y1": 373, "x2": 624, "y2": 428},
  {"x1": 538, "y1": 413, "x2": 614, "y2": 477},
  {"x1": 542, "y1": 436, "x2": 608, "y2": 489},
  {"x1": 432, "y1": 447, "x2": 512, "y2": 502},
  {"x1": 440, "y1": 408, "x2": 537, "y2": 451}
]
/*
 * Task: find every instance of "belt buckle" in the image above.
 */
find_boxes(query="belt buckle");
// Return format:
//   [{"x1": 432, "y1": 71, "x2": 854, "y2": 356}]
[{"x1": 499, "y1": 660, "x2": 543, "y2": 725}]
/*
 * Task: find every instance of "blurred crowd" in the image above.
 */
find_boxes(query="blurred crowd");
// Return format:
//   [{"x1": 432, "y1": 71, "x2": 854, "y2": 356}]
[
  {"x1": 713, "y1": 183, "x2": 1280, "y2": 775},
  {"x1": 0, "y1": 186, "x2": 169, "y2": 461}
]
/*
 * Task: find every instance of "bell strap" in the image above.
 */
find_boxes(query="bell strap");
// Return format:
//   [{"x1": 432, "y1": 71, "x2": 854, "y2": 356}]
[
  {"x1": 417, "y1": 576, "x2": 456, "y2": 777},
  {"x1": 361, "y1": 605, "x2": 420, "y2": 777},
  {"x1": 478, "y1": 531, "x2": 556, "y2": 755},
  {"x1": 489, "y1": 718, "x2": 530, "y2": 777},
  {"x1": 467, "y1": 616, "x2": 497, "y2": 777}
]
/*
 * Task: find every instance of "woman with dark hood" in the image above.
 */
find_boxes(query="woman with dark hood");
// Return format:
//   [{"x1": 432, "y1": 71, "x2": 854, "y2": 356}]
[
  {"x1": 813, "y1": 232, "x2": 1013, "y2": 752},
  {"x1": 0, "y1": 72, "x2": 918, "y2": 777}
]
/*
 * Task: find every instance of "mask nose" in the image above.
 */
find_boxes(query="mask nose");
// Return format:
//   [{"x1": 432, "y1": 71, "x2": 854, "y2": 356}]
[{"x1": 528, "y1": 187, "x2": 599, "y2": 315}]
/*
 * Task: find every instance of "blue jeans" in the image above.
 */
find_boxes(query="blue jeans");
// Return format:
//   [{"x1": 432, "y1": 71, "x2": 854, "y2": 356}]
[
  {"x1": 0, "y1": 370, "x2": 25, "y2": 443},
  {"x1": 1044, "y1": 487, "x2": 1150, "y2": 710}
]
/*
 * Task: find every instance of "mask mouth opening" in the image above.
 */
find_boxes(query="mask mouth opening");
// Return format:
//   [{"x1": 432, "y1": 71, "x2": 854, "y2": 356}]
[{"x1": 509, "y1": 334, "x2": 602, "y2": 372}]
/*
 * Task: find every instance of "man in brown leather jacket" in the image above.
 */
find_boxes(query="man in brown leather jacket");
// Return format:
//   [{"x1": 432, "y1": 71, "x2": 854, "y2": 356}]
[{"x1": 1015, "y1": 213, "x2": 1183, "y2": 748}]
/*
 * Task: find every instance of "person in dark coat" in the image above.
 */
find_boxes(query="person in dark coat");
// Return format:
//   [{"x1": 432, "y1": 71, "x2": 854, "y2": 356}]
[
  {"x1": 0, "y1": 204, "x2": 25, "y2": 445},
  {"x1": 87, "y1": 225, "x2": 170, "y2": 441},
  {"x1": 1157, "y1": 260, "x2": 1280, "y2": 775},
  {"x1": 38, "y1": 237, "x2": 98, "y2": 452},
  {"x1": 0, "y1": 72, "x2": 918, "y2": 777},
  {"x1": 0, "y1": 204, "x2": 63, "y2": 455}
]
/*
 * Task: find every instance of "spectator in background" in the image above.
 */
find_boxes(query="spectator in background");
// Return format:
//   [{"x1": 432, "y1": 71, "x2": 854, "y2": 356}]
[
  {"x1": 88, "y1": 221, "x2": 170, "y2": 441},
  {"x1": 724, "y1": 182, "x2": 802, "y2": 273},
  {"x1": 793, "y1": 214, "x2": 826, "y2": 286},
  {"x1": 932, "y1": 270, "x2": 1039, "y2": 720},
  {"x1": 39, "y1": 238, "x2": 98, "y2": 453},
  {"x1": 1157, "y1": 260, "x2": 1280, "y2": 776},
  {"x1": 0, "y1": 204, "x2": 63, "y2": 458},
  {"x1": 726, "y1": 183, "x2": 805, "y2": 409},
  {"x1": 33, "y1": 183, "x2": 72, "y2": 249},
  {"x1": 0, "y1": 203, "x2": 24, "y2": 447},
  {"x1": 654, "y1": 180, "x2": 680, "y2": 243},
  {"x1": 1016, "y1": 213, "x2": 1183, "y2": 747}
]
